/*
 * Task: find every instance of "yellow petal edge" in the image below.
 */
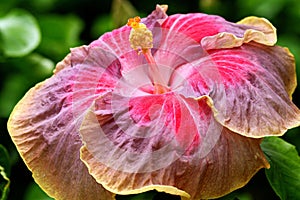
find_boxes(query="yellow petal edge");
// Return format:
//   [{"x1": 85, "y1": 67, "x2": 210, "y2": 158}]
[
  {"x1": 80, "y1": 147, "x2": 190, "y2": 200},
  {"x1": 201, "y1": 16, "x2": 277, "y2": 50}
]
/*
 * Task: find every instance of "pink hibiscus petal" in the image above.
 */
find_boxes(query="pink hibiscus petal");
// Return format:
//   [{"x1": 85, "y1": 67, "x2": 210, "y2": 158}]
[
  {"x1": 159, "y1": 12, "x2": 276, "y2": 51},
  {"x1": 7, "y1": 46, "x2": 116, "y2": 200},
  {"x1": 160, "y1": 13, "x2": 228, "y2": 43},
  {"x1": 79, "y1": 92, "x2": 269, "y2": 199},
  {"x1": 180, "y1": 43, "x2": 300, "y2": 137},
  {"x1": 210, "y1": 45, "x2": 300, "y2": 137}
]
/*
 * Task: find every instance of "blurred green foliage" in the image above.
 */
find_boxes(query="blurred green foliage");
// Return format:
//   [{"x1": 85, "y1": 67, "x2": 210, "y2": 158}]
[
  {"x1": 0, "y1": 0, "x2": 299, "y2": 199},
  {"x1": 0, "y1": 9, "x2": 40, "y2": 57},
  {"x1": 37, "y1": 14, "x2": 83, "y2": 61}
]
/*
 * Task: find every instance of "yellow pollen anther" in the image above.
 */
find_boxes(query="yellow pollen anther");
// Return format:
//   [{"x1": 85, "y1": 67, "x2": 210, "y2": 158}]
[
  {"x1": 127, "y1": 16, "x2": 142, "y2": 29},
  {"x1": 134, "y1": 16, "x2": 141, "y2": 22},
  {"x1": 128, "y1": 16, "x2": 153, "y2": 52}
]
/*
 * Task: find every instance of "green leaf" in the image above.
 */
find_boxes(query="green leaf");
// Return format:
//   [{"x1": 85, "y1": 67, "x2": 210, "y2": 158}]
[
  {"x1": 237, "y1": 0, "x2": 287, "y2": 18},
  {"x1": 17, "y1": 53, "x2": 55, "y2": 77},
  {"x1": 0, "y1": 146, "x2": 10, "y2": 178},
  {"x1": 261, "y1": 137, "x2": 300, "y2": 200},
  {"x1": 24, "y1": 0, "x2": 58, "y2": 13},
  {"x1": 24, "y1": 182, "x2": 54, "y2": 200},
  {"x1": 37, "y1": 14, "x2": 83, "y2": 61},
  {"x1": 0, "y1": 0, "x2": 18, "y2": 16},
  {"x1": 283, "y1": 127, "x2": 300, "y2": 153},
  {"x1": 91, "y1": 15, "x2": 114, "y2": 39},
  {"x1": 0, "y1": 53, "x2": 54, "y2": 117},
  {"x1": 0, "y1": 9, "x2": 41, "y2": 57},
  {"x1": 0, "y1": 145, "x2": 10, "y2": 200}
]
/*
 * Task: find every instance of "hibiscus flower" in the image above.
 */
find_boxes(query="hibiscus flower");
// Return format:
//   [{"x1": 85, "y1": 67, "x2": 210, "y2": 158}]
[{"x1": 7, "y1": 4, "x2": 300, "y2": 200}]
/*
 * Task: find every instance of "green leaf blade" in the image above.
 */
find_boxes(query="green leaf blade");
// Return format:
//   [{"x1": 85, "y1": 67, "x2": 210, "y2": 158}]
[
  {"x1": 0, "y1": 9, "x2": 41, "y2": 57},
  {"x1": 0, "y1": 145, "x2": 10, "y2": 200},
  {"x1": 24, "y1": 182, "x2": 54, "y2": 200},
  {"x1": 261, "y1": 137, "x2": 300, "y2": 200},
  {"x1": 37, "y1": 14, "x2": 83, "y2": 61}
]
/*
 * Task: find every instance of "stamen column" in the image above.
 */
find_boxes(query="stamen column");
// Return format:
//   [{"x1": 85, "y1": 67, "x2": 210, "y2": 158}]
[{"x1": 128, "y1": 17, "x2": 169, "y2": 94}]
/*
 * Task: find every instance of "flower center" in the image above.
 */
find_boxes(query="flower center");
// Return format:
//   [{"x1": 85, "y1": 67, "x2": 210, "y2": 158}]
[{"x1": 127, "y1": 16, "x2": 169, "y2": 94}]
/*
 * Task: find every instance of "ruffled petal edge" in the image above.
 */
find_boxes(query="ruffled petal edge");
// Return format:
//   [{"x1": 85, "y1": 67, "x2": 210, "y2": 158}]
[{"x1": 201, "y1": 16, "x2": 277, "y2": 50}]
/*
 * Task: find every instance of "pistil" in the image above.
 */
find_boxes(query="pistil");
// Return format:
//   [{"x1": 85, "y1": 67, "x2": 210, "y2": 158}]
[{"x1": 142, "y1": 49, "x2": 169, "y2": 94}]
